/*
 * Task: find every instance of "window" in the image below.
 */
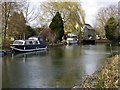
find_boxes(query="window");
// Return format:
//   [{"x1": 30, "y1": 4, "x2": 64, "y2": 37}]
[
  {"x1": 25, "y1": 40, "x2": 33, "y2": 45},
  {"x1": 29, "y1": 41, "x2": 33, "y2": 45},
  {"x1": 13, "y1": 41, "x2": 23, "y2": 45},
  {"x1": 34, "y1": 41, "x2": 39, "y2": 44}
]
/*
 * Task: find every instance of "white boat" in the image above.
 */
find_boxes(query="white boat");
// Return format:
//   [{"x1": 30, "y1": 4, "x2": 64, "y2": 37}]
[
  {"x1": 66, "y1": 33, "x2": 79, "y2": 45},
  {"x1": 10, "y1": 36, "x2": 47, "y2": 52}
]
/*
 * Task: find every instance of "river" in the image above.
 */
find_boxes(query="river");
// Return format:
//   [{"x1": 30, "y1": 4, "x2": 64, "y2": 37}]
[{"x1": 2, "y1": 44, "x2": 119, "y2": 88}]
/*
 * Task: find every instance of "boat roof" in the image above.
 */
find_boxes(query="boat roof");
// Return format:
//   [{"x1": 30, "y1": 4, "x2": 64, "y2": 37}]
[
  {"x1": 25, "y1": 39, "x2": 37, "y2": 41},
  {"x1": 14, "y1": 40, "x2": 25, "y2": 42},
  {"x1": 14, "y1": 39, "x2": 38, "y2": 41},
  {"x1": 28, "y1": 37, "x2": 38, "y2": 40},
  {"x1": 67, "y1": 33, "x2": 77, "y2": 36}
]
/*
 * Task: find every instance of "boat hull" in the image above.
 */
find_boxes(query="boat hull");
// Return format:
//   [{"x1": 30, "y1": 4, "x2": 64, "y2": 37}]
[
  {"x1": 66, "y1": 40, "x2": 79, "y2": 45},
  {"x1": 10, "y1": 44, "x2": 47, "y2": 52}
]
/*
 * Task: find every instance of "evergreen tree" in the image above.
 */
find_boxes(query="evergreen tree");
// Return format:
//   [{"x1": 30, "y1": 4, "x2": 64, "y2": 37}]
[
  {"x1": 49, "y1": 12, "x2": 64, "y2": 42},
  {"x1": 25, "y1": 25, "x2": 37, "y2": 39},
  {"x1": 104, "y1": 17, "x2": 118, "y2": 40}
]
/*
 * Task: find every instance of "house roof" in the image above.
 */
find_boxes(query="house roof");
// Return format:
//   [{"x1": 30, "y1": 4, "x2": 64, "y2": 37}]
[{"x1": 83, "y1": 24, "x2": 94, "y2": 30}]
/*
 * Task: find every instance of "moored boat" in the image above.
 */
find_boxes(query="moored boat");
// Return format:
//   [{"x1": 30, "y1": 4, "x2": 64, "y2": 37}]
[
  {"x1": 10, "y1": 36, "x2": 47, "y2": 52},
  {"x1": 66, "y1": 33, "x2": 79, "y2": 45}
]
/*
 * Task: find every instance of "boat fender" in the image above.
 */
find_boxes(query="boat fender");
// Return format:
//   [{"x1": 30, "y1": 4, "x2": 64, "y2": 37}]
[{"x1": 24, "y1": 47, "x2": 26, "y2": 50}]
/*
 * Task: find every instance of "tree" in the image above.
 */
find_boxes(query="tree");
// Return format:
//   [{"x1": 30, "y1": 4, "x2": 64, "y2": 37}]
[
  {"x1": 104, "y1": 17, "x2": 118, "y2": 40},
  {"x1": 96, "y1": 5, "x2": 118, "y2": 26},
  {"x1": 2, "y1": 2, "x2": 14, "y2": 42},
  {"x1": 22, "y1": 2, "x2": 40, "y2": 25},
  {"x1": 8, "y1": 12, "x2": 26, "y2": 40},
  {"x1": 25, "y1": 25, "x2": 37, "y2": 38},
  {"x1": 39, "y1": 2, "x2": 85, "y2": 34},
  {"x1": 2, "y1": 1, "x2": 25, "y2": 43},
  {"x1": 94, "y1": 5, "x2": 118, "y2": 38},
  {"x1": 49, "y1": 12, "x2": 64, "y2": 42}
]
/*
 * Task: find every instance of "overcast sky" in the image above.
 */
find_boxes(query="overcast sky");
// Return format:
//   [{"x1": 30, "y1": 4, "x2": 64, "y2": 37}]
[{"x1": 28, "y1": 0, "x2": 119, "y2": 27}]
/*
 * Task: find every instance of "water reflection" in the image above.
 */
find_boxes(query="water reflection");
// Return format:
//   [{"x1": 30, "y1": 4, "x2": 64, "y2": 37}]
[
  {"x1": 106, "y1": 44, "x2": 119, "y2": 54},
  {"x1": 2, "y1": 44, "x2": 119, "y2": 88}
]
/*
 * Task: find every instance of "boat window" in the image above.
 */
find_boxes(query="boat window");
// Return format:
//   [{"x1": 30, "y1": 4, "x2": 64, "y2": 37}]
[
  {"x1": 13, "y1": 41, "x2": 23, "y2": 45},
  {"x1": 25, "y1": 40, "x2": 33, "y2": 45},
  {"x1": 67, "y1": 36, "x2": 77, "y2": 38},
  {"x1": 29, "y1": 41, "x2": 33, "y2": 45},
  {"x1": 34, "y1": 41, "x2": 39, "y2": 44}
]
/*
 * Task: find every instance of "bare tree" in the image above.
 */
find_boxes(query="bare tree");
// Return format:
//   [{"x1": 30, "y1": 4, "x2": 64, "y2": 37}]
[
  {"x1": 96, "y1": 5, "x2": 118, "y2": 27},
  {"x1": 94, "y1": 4, "x2": 118, "y2": 38},
  {"x1": 2, "y1": 1, "x2": 25, "y2": 43},
  {"x1": 22, "y1": 2, "x2": 40, "y2": 25},
  {"x1": 2, "y1": 2, "x2": 12, "y2": 41}
]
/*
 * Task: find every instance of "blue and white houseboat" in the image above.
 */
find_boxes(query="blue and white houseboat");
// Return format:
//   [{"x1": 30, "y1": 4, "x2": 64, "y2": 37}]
[{"x1": 10, "y1": 36, "x2": 47, "y2": 52}]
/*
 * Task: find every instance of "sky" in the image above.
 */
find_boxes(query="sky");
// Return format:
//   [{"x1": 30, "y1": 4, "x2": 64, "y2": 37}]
[{"x1": 28, "y1": 0, "x2": 119, "y2": 27}]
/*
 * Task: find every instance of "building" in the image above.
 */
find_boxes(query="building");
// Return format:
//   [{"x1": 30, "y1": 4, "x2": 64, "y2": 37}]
[{"x1": 82, "y1": 24, "x2": 95, "y2": 44}]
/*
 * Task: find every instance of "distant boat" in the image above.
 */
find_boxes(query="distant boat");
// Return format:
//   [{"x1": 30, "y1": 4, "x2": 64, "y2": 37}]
[
  {"x1": 10, "y1": 36, "x2": 47, "y2": 52},
  {"x1": 66, "y1": 33, "x2": 79, "y2": 45}
]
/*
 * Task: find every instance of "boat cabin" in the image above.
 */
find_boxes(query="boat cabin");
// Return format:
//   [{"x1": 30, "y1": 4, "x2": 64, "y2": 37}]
[
  {"x1": 12, "y1": 40, "x2": 40, "y2": 45},
  {"x1": 66, "y1": 33, "x2": 79, "y2": 45}
]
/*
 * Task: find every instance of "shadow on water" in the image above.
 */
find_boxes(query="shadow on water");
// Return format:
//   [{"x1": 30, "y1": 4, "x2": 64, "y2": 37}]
[{"x1": 2, "y1": 44, "x2": 119, "y2": 88}]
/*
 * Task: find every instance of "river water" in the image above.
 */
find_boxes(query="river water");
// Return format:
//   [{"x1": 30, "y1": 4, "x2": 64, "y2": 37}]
[{"x1": 2, "y1": 44, "x2": 119, "y2": 88}]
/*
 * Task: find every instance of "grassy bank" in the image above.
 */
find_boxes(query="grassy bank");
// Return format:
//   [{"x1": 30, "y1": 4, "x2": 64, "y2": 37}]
[
  {"x1": 73, "y1": 55, "x2": 119, "y2": 89},
  {"x1": 82, "y1": 55, "x2": 119, "y2": 88}
]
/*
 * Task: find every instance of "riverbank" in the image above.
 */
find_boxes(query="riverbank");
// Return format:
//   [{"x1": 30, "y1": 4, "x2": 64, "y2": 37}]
[
  {"x1": 73, "y1": 55, "x2": 119, "y2": 89},
  {"x1": 95, "y1": 39, "x2": 111, "y2": 43},
  {"x1": 47, "y1": 42, "x2": 65, "y2": 48}
]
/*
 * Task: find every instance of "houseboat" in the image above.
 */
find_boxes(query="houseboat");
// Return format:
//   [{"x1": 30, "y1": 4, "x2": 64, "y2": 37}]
[
  {"x1": 10, "y1": 36, "x2": 47, "y2": 52},
  {"x1": 82, "y1": 24, "x2": 95, "y2": 44},
  {"x1": 66, "y1": 33, "x2": 79, "y2": 45}
]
